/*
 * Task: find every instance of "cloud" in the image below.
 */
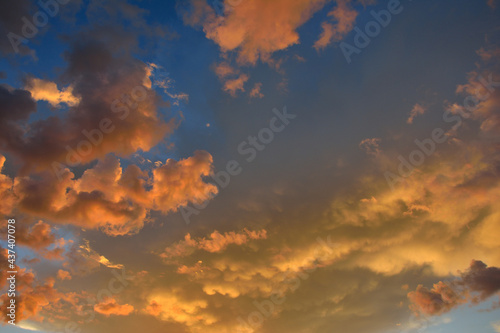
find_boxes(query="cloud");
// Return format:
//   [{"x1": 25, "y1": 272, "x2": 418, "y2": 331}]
[
  {"x1": 0, "y1": 248, "x2": 62, "y2": 323},
  {"x1": 407, "y1": 103, "x2": 427, "y2": 124},
  {"x1": 314, "y1": 0, "x2": 358, "y2": 51},
  {"x1": 160, "y1": 229, "x2": 267, "y2": 260},
  {"x1": 75, "y1": 239, "x2": 124, "y2": 269},
  {"x1": 477, "y1": 47, "x2": 500, "y2": 62},
  {"x1": 94, "y1": 297, "x2": 134, "y2": 316},
  {"x1": 359, "y1": 138, "x2": 382, "y2": 156},
  {"x1": 223, "y1": 73, "x2": 249, "y2": 96},
  {"x1": 214, "y1": 62, "x2": 238, "y2": 79},
  {"x1": 0, "y1": 39, "x2": 177, "y2": 174},
  {"x1": 0, "y1": 219, "x2": 69, "y2": 260},
  {"x1": 408, "y1": 260, "x2": 500, "y2": 316},
  {"x1": 11, "y1": 220, "x2": 56, "y2": 250},
  {"x1": 149, "y1": 150, "x2": 218, "y2": 213},
  {"x1": 0, "y1": 0, "x2": 35, "y2": 57},
  {"x1": 249, "y1": 82, "x2": 264, "y2": 99},
  {"x1": 0, "y1": 151, "x2": 217, "y2": 236},
  {"x1": 408, "y1": 281, "x2": 464, "y2": 316},
  {"x1": 0, "y1": 155, "x2": 16, "y2": 215},
  {"x1": 144, "y1": 291, "x2": 216, "y2": 327},
  {"x1": 212, "y1": 62, "x2": 251, "y2": 97},
  {"x1": 453, "y1": 70, "x2": 500, "y2": 137},
  {"x1": 147, "y1": 63, "x2": 190, "y2": 105},
  {"x1": 24, "y1": 77, "x2": 80, "y2": 107},
  {"x1": 57, "y1": 270, "x2": 72, "y2": 281},
  {"x1": 182, "y1": 0, "x2": 330, "y2": 65}
]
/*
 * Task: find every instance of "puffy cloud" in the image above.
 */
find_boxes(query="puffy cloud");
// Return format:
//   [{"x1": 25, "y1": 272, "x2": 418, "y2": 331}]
[
  {"x1": 0, "y1": 39, "x2": 177, "y2": 173},
  {"x1": 461, "y1": 260, "x2": 500, "y2": 303},
  {"x1": 24, "y1": 77, "x2": 80, "y2": 107},
  {"x1": 149, "y1": 150, "x2": 218, "y2": 213},
  {"x1": 408, "y1": 281, "x2": 464, "y2": 316},
  {"x1": 0, "y1": 219, "x2": 68, "y2": 260},
  {"x1": 407, "y1": 103, "x2": 427, "y2": 124},
  {"x1": 12, "y1": 220, "x2": 56, "y2": 250},
  {"x1": 314, "y1": 0, "x2": 358, "y2": 51},
  {"x1": 182, "y1": 0, "x2": 330, "y2": 65},
  {"x1": 94, "y1": 297, "x2": 134, "y2": 316},
  {"x1": 408, "y1": 260, "x2": 500, "y2": 316},
  {"x1": 0, "y1": 151, "x2": 217, "y2": 236}
]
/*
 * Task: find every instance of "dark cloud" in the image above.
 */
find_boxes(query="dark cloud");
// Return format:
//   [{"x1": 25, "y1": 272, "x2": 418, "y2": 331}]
[
  {"x1": 0, "y1": 38, "x2": 177, "y2": 174},
  {"x1": 0, "y1": 0, "x2": 35, "y2": 57},
  {"x1": 408, "y1": 260, "x2": 500, "y2": 316},
  {"x1": 0, "y1": 85, "x2": 37, "y2": 148}
]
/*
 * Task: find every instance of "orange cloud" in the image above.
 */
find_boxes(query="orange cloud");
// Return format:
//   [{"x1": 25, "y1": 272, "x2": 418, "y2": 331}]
[
  {"x1": 0, "y1": 219, "x2": 68, "y2": 260},
  {"x1": 223, "y1": 73, "x2": 248, "y2": 96},
  {"x1": 359, "y1": 138, "x2": 382, "y2": 156},
  {"x1": 149, "y1": 150, "x2": 218, "y2": 213},
  {"x1": 183, "y1": 0, "x2": 330, "y2": 65},
  {"x1": 14, "y1": 220, "x2": 56, "y2": 250},
  {"x1": 144, "y1": 292, "x2": 216, "y2": 327},
  {"x1": 408, "y1": 282, "x2": 464, "y2": 316},
  {"x1": 407, "y1": 103, "x2": 426, "y2": 124},
  {"x1": 314, "y1": 0, "x2": 358, "y2": 51},
  {"x1": 214, "y1": 62, "x2": 237, "y2": 79},
  {"x1": 57, "y1": 270, "x2": 72, "y2": 281},
  {"x1": 161, "y1": 228, "x2": 267, "y2": 260},
  {"x1": 24, "y1": 77, "x2": 80, "y2": 107},
  {"x1": 0, "y1": 152, "x2": 217, "y2": 236},
  {"x1": 249, "y1": 82, "x2": 264, "y2": 99},
  {"x1": 94, "y1": 297, "x2": 134, "y2": 317},
  {"x1": 0, "y1": 249, "x2": 61, "y2": 324}
]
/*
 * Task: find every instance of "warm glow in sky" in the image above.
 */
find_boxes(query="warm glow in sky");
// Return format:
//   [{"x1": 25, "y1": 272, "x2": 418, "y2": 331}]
[{"x1": 0, "y1": 0, "x2": 500, "y2": 332}]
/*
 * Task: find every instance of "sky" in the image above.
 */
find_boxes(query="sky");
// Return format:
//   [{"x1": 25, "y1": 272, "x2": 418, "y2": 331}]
[{"x1": 0, "y1": 0, "x2": 500, "y2": 332}]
